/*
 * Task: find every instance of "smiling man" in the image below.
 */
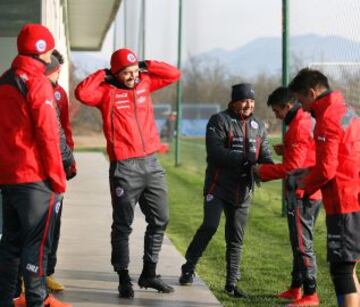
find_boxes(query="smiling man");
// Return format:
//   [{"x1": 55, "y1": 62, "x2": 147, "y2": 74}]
[
  {"x1": 254, "y1": 87, "x2": 322, "y2": 306},
  {"x1": 75, "y1": 48, "x2": 180, "y2": 299},
  {"x1": 179, "y1": 83, "x2": 273, "y2": 298}
]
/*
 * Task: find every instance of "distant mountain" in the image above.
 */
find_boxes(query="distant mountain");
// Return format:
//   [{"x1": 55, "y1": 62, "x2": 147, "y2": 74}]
[
  {"x1": 192, "y1": 34, "x2": 360, "y2": 77},
  {"x1": 71, "y1": 35, "x2": 360, "y2": 79}
]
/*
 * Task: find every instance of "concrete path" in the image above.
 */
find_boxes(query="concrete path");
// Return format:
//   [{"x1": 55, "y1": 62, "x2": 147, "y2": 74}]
[{"x1": 55, "y1": 152, "x2": 221, "y2": 307}]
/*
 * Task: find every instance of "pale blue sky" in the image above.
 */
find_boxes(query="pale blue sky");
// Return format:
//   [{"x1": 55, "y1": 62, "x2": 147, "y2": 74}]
[{"x1": 75, "y1": 0, "x2": 360, "y2": 65}]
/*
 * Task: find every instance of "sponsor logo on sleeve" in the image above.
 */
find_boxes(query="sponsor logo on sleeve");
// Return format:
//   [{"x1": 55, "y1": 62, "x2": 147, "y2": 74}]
[{"x1": 45, "y1": 99, "x2": 54, "y2": 108}]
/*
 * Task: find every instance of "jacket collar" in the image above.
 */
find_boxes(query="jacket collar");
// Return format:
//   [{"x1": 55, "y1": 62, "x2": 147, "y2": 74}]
[
  {"x1": 310, "y1": 90, "x2": 344, "y2": 119},
  {"x1": 11, "y1": 55, "x2": 47, "y2": 76},
  {"x1": 284, "y1": 102, "x2": 301, "y2": 126}
]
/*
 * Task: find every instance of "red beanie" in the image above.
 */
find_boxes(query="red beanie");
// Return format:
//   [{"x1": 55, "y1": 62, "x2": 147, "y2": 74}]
[
  {"x1": 17, "y1": 24, "x2": 55, "y2": 55},
  {"x1": 110, "y1": 48, "x2": 138, "y2": 74}
]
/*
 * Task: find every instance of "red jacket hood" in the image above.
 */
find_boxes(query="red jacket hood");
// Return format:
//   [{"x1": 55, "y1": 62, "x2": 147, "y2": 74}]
[{"x1": 11, "y1": 55, "x2": 47, "y2": 76}]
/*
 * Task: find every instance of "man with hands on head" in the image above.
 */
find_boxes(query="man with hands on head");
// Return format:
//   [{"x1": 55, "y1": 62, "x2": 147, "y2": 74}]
[
  {"x1": 254, "y1": 87, "x2": 322, "y2": 306},
  {"x1": 75, "y1": 48, "x2": 181, "y2": 299}
]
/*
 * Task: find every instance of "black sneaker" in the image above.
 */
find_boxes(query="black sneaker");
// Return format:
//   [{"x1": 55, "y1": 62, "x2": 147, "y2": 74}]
[
  {"x1": 179, "y1": 266, "x2": 194, "y2": 285},
  {"x1": 224, "y1": 284, "x2": 248, "y2": 298},
  {"x1": 118, "y1": 271, "x2": 134, "y2": 299},
  {"x1": 138, "y1": 274, "x2": 174, "y2": 293}
]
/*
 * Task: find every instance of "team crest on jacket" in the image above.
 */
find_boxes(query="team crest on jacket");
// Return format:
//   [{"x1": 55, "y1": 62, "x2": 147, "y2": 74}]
[
  {"x1": 35, "y1": 40, "x2": 46, "y2": 52},
  {"x1": 54, "y1": 91, "x2": 61, "y2": 101},
  {"x1": 250, "y1": 120, "x2": 259, "y2": 129},
  {"x1": 115, "y1": 186, "x2": 124, "y2": 197}
]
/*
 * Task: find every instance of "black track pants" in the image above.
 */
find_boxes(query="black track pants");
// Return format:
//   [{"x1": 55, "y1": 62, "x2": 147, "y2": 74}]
[
  {"x1": 0, "y1": 181, "x2": 60, "y2": 307},
  {"x1": 47, "y1": 199, "x2": 63, "y2": 276},
  {"x1": 184, "y1": 195, "x2": 250, "y2": 286},
  {"x1": 109, "y1": 155, "x2": 169, "y2": 271}
]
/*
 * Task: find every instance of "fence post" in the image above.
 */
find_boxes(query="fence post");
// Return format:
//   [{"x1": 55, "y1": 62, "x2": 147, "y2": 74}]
[
  {"x1": 282, "y1": 0, "x2": 289, "y2": 216},
  {"x1": 175, "y1": 0, "x2": 183, "y2": 167}
]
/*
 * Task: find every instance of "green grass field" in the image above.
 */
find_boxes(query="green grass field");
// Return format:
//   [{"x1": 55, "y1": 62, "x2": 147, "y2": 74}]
[{"x1": 160, "y1": 137, "x2": 354, "y2": 307}]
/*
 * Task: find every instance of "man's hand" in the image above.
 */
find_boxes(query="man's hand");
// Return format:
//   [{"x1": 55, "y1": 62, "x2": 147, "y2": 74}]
[
  {"x1": 273, "y1": 143, "x2": 284, "y2": 156},
  {"x1": 65, "y1": 162, "x2": 77, "y2": 180},
  {"x1": 288, "y1": 168, "x2": 310, "y2": 189},
  {"x1": 252, "y1": 164, "x2": 261, "y2": 178}
]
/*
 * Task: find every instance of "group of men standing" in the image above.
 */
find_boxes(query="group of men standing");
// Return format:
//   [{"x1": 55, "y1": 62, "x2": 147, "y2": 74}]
[{"x1": 0, "y1": 23, "x2": 359, "y2": 307}]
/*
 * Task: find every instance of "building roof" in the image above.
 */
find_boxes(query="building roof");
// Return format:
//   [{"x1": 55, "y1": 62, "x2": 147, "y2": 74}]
[{"x1": 67, "y1": 0, "x2": 121, "y2": 51}]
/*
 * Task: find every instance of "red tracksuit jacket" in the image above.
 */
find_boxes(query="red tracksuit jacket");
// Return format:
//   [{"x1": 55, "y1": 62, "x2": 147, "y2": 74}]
[
  {"x1": 75, "y1": 61, "x2": 181, "y2": 161},
  {"x1": 258, "y1": 106, "x2": 321, "y2": 200},
  {"x1": 54, "y1": 84, "x2": 75, "y2": 150},
  {"x1": 0, "y1": 55, "x2": 66, "y2": 193},
  {"x1": 304, "y1": 91, "x2": 360, "y2": 214}
]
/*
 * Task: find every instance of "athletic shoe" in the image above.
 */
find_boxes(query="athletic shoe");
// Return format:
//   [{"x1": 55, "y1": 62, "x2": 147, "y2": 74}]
[
  {"x1": 224, "y1": 284, "x2": 249, "y2": 298},
  {"x1": 14, "y1": 294, "x2": 71, "y2": 307},
  {"x1": 46, "y1": 275, "x2": 65, "y2": 292},
  {"x1": 179, "y1": 265, "x2": 194, "y2": 285},
  {"x1": 276, "y1": 287, "x2": 302, "y2": 300},
  {"x1": 13, "y1": 293, "x2": 26, "y2": 307},
  {"x1": 118, "y1": 271, "x2": 134, "y2": 299},
  {"x1": 287, "y1": 293, "x2": 320, "y2": 306},
  {"x1": 138, "y1": 274, "x2": 174, "y2": 293},
  {"x1": 44, "y1": 294, "x2": 72, "y2": 307}
]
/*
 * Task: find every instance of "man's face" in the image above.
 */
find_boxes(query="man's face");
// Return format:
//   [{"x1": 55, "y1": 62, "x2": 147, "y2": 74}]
[
  {"x1": 116, "y1": 64, "x2": 140, "y2": 89},
  {"x1": 294, "y1": 89, "x2": 317, "y2": 111},
  {"x1": 38, "y1": 49, "x2": 53, "y2": 64},
  {"x1": 271, "y1": 103, "x2": 292, "y2": 120},
  {"x1": 231, "y1": 99, "x2": 255, "y2": 117}
]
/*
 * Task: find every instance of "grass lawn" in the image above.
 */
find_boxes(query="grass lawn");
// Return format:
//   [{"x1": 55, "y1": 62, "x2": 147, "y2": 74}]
[{"x1": 160, "y1": 136, "x2": 351, "y2": 307}]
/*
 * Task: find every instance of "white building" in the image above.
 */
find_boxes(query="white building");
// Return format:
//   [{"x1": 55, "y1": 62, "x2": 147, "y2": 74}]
[{"x1": 0, "y1": 0, "x2": 122, "y2": 235}]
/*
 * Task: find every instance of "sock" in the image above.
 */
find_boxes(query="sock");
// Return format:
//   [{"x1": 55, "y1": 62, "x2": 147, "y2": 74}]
[{"x1": 303, "y1": 278, "x2": 316, "y2": 295}]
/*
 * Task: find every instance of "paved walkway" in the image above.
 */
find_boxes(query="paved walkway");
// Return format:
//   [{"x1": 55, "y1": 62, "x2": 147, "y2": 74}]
[{"x1": 55, "y1": 152, "x2": 221, "y2": 307}]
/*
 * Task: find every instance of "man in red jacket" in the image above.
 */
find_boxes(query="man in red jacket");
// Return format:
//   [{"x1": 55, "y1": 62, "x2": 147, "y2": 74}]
[
  {"x1": 289, "y1": 68, "x2": 360, "y2": 307},
  {"x1": 75, "y1": 48, "x2": 181, "y2": 298},
  {"x1": 0, "y1": 24, "x2": 70, "y2": 307},
  {"x1": 254, "y1": 87, "x2": 322, "y2": 306}
]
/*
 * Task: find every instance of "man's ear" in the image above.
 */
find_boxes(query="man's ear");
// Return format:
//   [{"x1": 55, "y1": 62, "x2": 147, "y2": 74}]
[{"x1": 308, "y1": 88, "x2": 318, "y2": 100}]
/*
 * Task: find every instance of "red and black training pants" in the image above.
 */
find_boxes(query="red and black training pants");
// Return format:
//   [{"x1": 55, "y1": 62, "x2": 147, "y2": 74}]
[{"x1": 0, "y1": 181, "x2": 60, "y2": 307}]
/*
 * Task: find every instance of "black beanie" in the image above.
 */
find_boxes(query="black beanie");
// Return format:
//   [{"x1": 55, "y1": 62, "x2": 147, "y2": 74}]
[
  {"x1": 231, "y1": 83, "x2": 255, "y2": 102},
  {"x1": 45, "y1": 54, "x2": 60, "y2": 76}
]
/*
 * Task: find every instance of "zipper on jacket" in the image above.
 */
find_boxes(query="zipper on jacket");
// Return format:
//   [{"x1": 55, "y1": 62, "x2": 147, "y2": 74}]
[
  {"x1": 133, "y1": 89, "x2": 146, "y2": 153},
  {"x1": 110, "y1": 91, "x2": 116, "y2": 151}
]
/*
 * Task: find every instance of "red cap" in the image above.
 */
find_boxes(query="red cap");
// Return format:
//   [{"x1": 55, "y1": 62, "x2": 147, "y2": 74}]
[
  {"x1": 110, "y1": 48, "x2": 138, "y2": 74},
  {"x1": 17, "y1": 24, "x2": 55, "y2": 55}
]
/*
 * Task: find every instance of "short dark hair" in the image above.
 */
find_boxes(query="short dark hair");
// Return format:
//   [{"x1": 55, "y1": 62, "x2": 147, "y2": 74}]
[
  {"x1": 289, "y1": 68, "x2": 330, "y2": 95},
  {"x1": 52, "y1": 49, "x2": 64, "y2": 65},
  {"x1": 267, "y1": 86, "x2": 295, "y2": 108}
]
